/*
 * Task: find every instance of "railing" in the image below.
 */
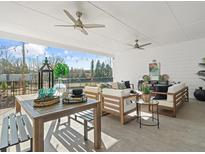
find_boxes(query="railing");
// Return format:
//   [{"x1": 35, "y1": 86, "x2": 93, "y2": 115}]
[{"x1": 0, "y1": 77, "x2": 113, "y2": 109}]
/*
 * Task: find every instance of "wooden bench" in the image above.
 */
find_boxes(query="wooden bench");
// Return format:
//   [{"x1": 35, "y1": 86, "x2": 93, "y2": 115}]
[
  {"x1": 69, "y1": 110, "x2": 94, "y2": 141},
  {"x1": 0, "y1": 113, "x2": 33, "y2": 152}
]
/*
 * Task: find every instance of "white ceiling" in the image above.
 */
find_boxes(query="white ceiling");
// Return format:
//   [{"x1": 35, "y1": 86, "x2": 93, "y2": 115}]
[{"x1": 0, "y1": 1, "x2": 205, "y2": 56}]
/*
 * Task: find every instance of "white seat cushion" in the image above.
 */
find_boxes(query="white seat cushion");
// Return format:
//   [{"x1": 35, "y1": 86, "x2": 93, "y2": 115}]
[{"x1": 158, "y1": 100, "x2": 173, "y2": 108}]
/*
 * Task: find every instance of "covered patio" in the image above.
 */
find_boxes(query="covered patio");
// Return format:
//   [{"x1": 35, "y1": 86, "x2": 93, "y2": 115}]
[{"x1": 1, "y1": 1, "x2": 205, "y2": 152}]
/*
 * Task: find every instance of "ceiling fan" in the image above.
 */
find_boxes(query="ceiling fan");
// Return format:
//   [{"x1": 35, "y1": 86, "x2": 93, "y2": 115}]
[
  {"x1": 55, "y1": 9, "x2": 106, "y2": 35},
  {"x1": 128, "y1": 40, "x2": 152, "y2": 50}
]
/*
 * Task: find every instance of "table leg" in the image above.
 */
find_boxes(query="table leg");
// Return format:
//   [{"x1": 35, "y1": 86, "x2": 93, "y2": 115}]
[
  {"x1": 136, "y1": 103, "x2": 139, "y2": 122},
  {"x1": 94, "y1": 103, "x2": 101, "y2": 149},
  {"x1": 152, "y1": 105, "x2": 154, "y2": 121},
  {"x1": 139, "y1": 104, "x2": 142, "y2": 128},
  {"x1": 33, "y1": 119, "x2": 44, "y2": 152},
  {"x1": 157, "y1": 105, "x2": 159, "y2": 129},
  {"x1": 15, "y1": 100, "x2": 21, "y2": 113}
]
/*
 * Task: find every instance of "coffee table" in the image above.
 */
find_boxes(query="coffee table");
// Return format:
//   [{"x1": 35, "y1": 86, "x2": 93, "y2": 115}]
[{"x1": 135, "y1": 99, "x2": 159, "y2": 128}]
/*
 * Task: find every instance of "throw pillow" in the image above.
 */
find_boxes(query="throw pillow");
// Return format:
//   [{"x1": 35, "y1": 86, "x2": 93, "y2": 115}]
[
  {"x1": 124, "y1": 81, "x2": 131, "y2": 88},
  {"x1": 112, "y1": 82, "x2": 119, "y2": 89},
  {"x1": 153, "y1": 85, "x2": 169, "y2": 100},
  {"x1": 118, "y1": 82, "x2": 126, "y2": 89},
  {"x1": 100, "y1": 83, "x2": 112, "y2": 89}
]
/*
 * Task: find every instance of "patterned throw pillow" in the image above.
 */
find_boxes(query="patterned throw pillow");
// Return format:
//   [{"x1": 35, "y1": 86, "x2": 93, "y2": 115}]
[
  {"x1": 118, "y1": 82, "x2": 126, "y2": 89},
  {"x1": 112, "y1": 82, "x2": 119, "y2": 89},
  {"x1": 112, "y1": 82, "x2": 127, "y2": 89}
]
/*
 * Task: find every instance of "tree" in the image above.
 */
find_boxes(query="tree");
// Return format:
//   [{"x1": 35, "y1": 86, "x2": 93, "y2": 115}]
[
  {"x1": 80, "y1": 69, "x2": 86, "y2": 78},
  {"x1": 48, "y1": 55, "x2": 64, "y2": 68},
  {"x1": 105, "y1": 64, "x2": 112, "y2": 78},
  {"x1": 101, "y1": 62, "x2": 105, "y2": 77},
  {"x1": 91, "y1": 60, "x2": 94, "y2": 80},
  {"x1": 21, "y1": 42, "x2": 26, "y2": 94},
  {"x1": 94, "y1": 60, "x2": 101, "y2": 77},
  {"x1": 69, "y1": 67, "x2": 74, "y2": 78}
]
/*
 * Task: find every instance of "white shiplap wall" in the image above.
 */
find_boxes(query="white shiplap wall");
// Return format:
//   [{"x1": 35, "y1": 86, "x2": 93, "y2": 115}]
[{"x1": 113, "y1": 38, "x2": 205, "y2": 98}]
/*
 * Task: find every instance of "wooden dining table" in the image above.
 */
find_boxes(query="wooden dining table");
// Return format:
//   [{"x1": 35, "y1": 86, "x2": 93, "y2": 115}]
[{"x1": 15, "y1": 94, "x2": 101, "y2": 152}]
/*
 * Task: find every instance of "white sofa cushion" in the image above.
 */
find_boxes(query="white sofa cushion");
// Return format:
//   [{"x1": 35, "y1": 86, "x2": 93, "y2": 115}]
[
  {"x1": 167, "y1": 83, "x2": 186, "y2": 101},
  {"x1": 102, "y1": 88, "x2": 131, "y2": 97},
  {"x1": 158, "y1": 100, "x2": 173, "y2": 108},
  {"x1": 84, "y1": 86, "x2": 101, "y2": 93}
]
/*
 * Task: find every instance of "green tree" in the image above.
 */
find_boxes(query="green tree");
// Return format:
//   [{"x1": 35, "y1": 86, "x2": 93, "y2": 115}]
[
  {"x1": 91, "y1": 60, "x2": 94, "y2": 80},
  {"x1": 101, "y1": 62, "x2": 105, "y2": 77},
  {"x1": 94, "y1": 60, "x2": 101, "y2": 77},
  {"x1": 105, "y1": 64, "x2": 112, "y2": 78}
]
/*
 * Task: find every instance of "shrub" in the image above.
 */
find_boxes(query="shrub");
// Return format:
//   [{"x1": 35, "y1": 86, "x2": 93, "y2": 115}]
[{"x1": 1, "y1": 82, "x2": 8, "y2": 91}]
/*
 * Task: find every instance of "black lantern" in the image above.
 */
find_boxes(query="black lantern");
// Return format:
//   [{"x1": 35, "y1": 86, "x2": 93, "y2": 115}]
[{"x1": 38, "y1": 57, "x2": 54, "y2": 89}]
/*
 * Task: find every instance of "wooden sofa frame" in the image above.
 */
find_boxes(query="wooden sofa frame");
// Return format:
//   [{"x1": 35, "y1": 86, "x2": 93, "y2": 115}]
[
  {"x1": 152, "y1": 86, "x2": 189, "y2": 117},
  {"x1": 84, "y1": 91, "x2": 100, "y2": 101},
  {"x1": 101, "y1": 94, "x2": 139, "y2": 125}
]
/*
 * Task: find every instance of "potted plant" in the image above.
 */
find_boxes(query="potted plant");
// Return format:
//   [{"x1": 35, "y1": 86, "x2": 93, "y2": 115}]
[
  {"x1": 194, "y1": 58, "x2": 205, "y2": 101},
  {"x1": 54, "y1": 63, "x2": 69, "y2": 95},
  {"x1": 142, "y1": 82, "x2": 151, "y2": 102}
]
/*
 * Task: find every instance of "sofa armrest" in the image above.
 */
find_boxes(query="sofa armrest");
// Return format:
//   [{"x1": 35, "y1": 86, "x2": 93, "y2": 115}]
[
  {"x1": 152, "y1": 92, "x2": 175, "y2": 95},
  {"x1": 122, "y1": 94, "x2": 138, "y2": 99}
]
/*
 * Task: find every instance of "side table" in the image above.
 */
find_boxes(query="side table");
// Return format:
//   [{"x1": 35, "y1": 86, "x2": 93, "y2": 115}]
[{"x1": 136, "y1": 99, "x2": 159, "y2": 128}]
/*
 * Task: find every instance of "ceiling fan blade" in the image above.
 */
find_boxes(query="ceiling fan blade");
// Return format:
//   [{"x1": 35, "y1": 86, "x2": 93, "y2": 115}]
[
  {"x1": 139, "y1": 43, "x2": 152, "y2": 48},
  {"x1": 127, "y1": 43, "x2": 134, "y2": 47},
  {"x1": 138, "y1": 47, "x2": 144, "y2": 50},
  {"x1": 63, "y1": 9, "x2": 77, "y2": 24},
  {"x1": 80, "y1": 28, "x2": 88, "y2": 35},
  {"x1": 55, "y1": 25, "x2": 75, "y2": 27},
  {"x1": 83, "y1": 24, "x2": 105, "y2": 28}
]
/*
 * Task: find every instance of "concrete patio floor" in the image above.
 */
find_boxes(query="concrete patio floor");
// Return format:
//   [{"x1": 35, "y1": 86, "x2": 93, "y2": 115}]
[{"x1": 0, "y1": 99, "x2": 205, "y2": 152}]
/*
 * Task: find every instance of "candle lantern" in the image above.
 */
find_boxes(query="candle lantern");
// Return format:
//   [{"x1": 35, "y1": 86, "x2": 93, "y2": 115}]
[{"x1": 38, "y1": 57, "x2": 54, "y2": 89}]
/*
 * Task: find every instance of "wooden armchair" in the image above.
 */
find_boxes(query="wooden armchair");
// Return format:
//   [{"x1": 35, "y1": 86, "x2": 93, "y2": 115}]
[
  {"x1": 152, "y1": 84, "x2": 189, "y2": 117},
  {"x1": 101, "y1": 88, "x2": 139, "y2": 125}
]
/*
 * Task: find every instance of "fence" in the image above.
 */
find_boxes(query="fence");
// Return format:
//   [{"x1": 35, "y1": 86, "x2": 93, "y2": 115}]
[{"x1": 0, "y1": 77, "x2": 113, "y2": 109}]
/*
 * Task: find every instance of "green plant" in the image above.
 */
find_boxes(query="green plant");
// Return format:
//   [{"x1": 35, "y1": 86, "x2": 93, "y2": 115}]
[
  {"x1": 143, "y1": 75, "x2": 150, "y2": 83},
  {"x1": 142, "y1": 83, "x2": 151, "y2": 94},
  {"x1": 0, "y1": 81, "x2": 8, "y2": 91},
  {"x1": 54, "y1": 63, "x2": 69, "y2": 78}
]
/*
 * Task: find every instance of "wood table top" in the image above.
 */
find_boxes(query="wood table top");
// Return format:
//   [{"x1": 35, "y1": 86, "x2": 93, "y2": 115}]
[{"x1": 15, "y1": 94, "x2": 99, "y2": 120}]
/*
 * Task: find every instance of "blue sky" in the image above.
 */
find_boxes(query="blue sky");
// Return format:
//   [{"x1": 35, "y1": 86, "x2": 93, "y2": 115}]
[{"x1": 0, "y1": 38, "x2": 112, "y2": 70}]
